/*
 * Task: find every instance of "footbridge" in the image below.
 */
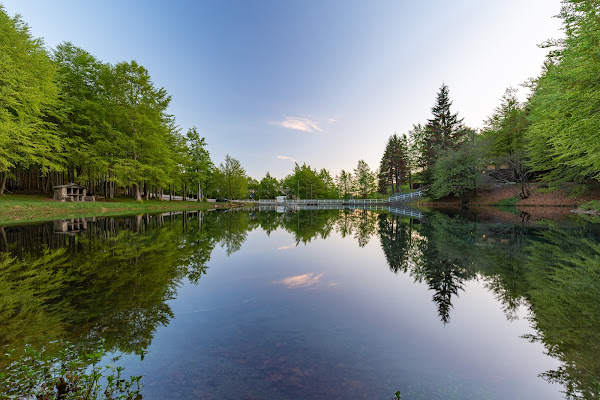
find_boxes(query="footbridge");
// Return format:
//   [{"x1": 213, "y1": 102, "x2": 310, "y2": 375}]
[
  {"x1": 235, "y1": 190, "x2": 425, "y2": 219},
  {"x1": 239, "y1": 190, "x2": 425, "y2": 207}
]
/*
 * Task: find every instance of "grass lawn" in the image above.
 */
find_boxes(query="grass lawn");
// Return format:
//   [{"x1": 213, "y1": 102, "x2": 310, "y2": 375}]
[{"x1": 0, "y1": 194, "x2": 242, "y2": 225}]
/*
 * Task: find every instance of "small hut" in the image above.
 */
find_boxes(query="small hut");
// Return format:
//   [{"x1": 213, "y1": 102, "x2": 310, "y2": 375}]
[{"x1": 53, "y1": 184, "x2": 95, "y2": 202}]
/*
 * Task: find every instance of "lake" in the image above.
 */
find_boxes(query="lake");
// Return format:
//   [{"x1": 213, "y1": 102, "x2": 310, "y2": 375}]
[{"x1": 1, "y1": 208, "x2": 599, "y2": 399}]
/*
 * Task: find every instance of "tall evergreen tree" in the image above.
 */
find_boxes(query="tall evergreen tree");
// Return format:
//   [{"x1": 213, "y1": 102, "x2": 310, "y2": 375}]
[
  {"x1": 378, "y1": 133, "x2": 409, "y2": 194},
  {"x1": 421, "y1": 84, "x2": 465, "y2": 182},
  {"x1": 185, "y1": 127, "x2": 213, "y2": 201}
]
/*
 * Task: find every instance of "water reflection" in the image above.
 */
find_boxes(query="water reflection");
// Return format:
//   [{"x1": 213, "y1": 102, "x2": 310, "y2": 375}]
[
  {"x1": 275, "y1": 273, "x2": 325, "y2": 289},
  {"x1": 1, "y1": 209, "x2": 599, "y2": 399}
]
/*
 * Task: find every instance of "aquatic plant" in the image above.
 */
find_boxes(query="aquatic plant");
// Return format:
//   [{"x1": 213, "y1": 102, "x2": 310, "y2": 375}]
[{"x1": 0, "y1": 343, "x2": 142, "y2": 400}]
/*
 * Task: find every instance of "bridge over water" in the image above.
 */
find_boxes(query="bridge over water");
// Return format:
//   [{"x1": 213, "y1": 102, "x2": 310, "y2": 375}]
[
  {"x1": 235, "y1": 190, "x2": 425, "y2": 218},
  {"x1": 239, "y1": 190, "x2": 424, "y2": 207}
]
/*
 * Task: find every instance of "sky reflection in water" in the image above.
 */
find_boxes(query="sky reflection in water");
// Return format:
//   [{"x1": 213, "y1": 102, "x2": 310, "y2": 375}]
[{"x1": 2, "y1": 209, "x2": 599, "y2": 399}]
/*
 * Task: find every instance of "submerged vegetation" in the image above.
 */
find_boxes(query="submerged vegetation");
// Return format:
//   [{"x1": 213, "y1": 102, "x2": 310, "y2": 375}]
[{"x1": 0, "y1": 343, "x2": 142, "y2": 400}]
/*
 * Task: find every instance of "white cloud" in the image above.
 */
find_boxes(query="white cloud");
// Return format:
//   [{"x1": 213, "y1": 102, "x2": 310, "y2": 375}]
[
  {"x1": 277, "y1": 244, "x2": 297, "y2": 250},
  {"x1": 276, "y1": 155, "x2": 296, "y2": 162},
  {"x1": 327, "y1": 118, "x2": 337, "y2": 125},
  {"x1": 270, "y1": 116, "x2": 322, "y2": 132},
  {"x1": 274, "y1": 273, "x2": 324, "y2": 288}
]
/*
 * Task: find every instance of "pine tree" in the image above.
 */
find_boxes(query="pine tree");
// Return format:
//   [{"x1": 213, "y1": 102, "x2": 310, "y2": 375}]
[
  {"x1": 421, "y1": 84, "x2": 465, "y2": 182},
  {"x1": 378, "y1": 133, "x2": 409, "y2": 194}
]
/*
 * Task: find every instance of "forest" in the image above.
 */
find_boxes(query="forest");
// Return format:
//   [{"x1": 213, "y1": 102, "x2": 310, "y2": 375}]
[{"x1": 1, "y1": 0, "x2": 599, "y2": 203}]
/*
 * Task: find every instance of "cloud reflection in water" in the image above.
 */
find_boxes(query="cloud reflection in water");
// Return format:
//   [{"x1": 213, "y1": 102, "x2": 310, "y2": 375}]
[{"x1": 275, "y1": 273, "x2": 325, "y2": 288}]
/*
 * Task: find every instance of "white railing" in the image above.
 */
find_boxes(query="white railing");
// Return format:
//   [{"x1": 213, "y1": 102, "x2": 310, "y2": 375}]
[
  {"x1": 388, "y1": 207, "x2": 424, "y2": 219},
  {"x1": 235, "y1": 191, "x2": 424, "y2": 205},
  {"x1": 388, "y1": 190, "x2": 424, "y2": 203},
  {"x1": 235, "y1": 198, "x2": 387, "y2": 205}
]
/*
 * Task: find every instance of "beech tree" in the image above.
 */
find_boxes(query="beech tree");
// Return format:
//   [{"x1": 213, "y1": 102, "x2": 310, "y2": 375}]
[
  {"x1": 335, "y1": 170, "x2": 353, "y2": 198},
  {"x1": 213, "y1": 155, "x2": 248, "y2": 200},
  {"x1": 526, "y1": 0, "x2": 600, "y2": 185},
  {"x1": 0, "y1": 6, "x2": 63, "y2": 194},
  {"x1": 255, "y1": 172, "x2": 280, "y2": 199},
  {"x1": 353, "y1": 160, "x2": 376, "y2": 198},
  {"x1": 483, "y1": 88, "x2": 531, "y2": 198}
]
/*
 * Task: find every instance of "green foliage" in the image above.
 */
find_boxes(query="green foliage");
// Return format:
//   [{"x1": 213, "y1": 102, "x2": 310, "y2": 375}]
[
  {"x1": 482, "y1": 88, "x2": 532, "y2": 198},
  {"x1": 0, "y1": 342, "x2": 142, "y2": 400},
  {"x1": 429, "y1": 141, "x2": 481, "y2": 205},
  {"x1": 1, "y1": 7, "x2": 208, "y2": 199},
  {"x1": 353, "y1": 159, "x2": 376, "y2": 198},
  {"x1": 282, "y1": 163, "x2": 335, "y2": 199},
  {"x1": 496, "y1": 196, "x2": 520, "y2": 215},
  {"x1": 184, "y1": 127, "x2": 213, "y2": 200},
  {"x1": 496, "y1": 196, "x2": 519, "y2": 208},
  {"x1": 335, "y1": 170, "x2": 353, "y2": 198},
  {"x1": 212, "y1": 155, "x2": 248, "y2": 199},
  {"x1": 0, "y1": 6, "x2": 64, "y2": 181},
  {"x1": 379, "y1": 133, "x2": 410, "y2": 194},
  {"x1": 579, "y1": 200, "x2": 600, "y2": 212},
  {"x1": 526, "y1": 1, "x2": 600, "y2": 184},
  {"x1": 254, "y1": 172, "x2": 281, "y2": 199},
  {"x1": 417, "y1": 84, "x2": 467, "y2": 182},
  {"x1": 523, "y1": 222, "x2": 600, "y2": 399}
]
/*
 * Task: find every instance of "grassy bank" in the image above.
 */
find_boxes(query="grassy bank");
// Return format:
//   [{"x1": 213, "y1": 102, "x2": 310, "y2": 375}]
[{"x1": 0, "y1": 194, "x2": 243, "y2": 226}]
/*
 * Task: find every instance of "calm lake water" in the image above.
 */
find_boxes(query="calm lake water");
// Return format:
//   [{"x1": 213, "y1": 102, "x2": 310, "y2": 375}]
[{"x1": 1, "y1": 208, "x2": 599, "y2": 399}]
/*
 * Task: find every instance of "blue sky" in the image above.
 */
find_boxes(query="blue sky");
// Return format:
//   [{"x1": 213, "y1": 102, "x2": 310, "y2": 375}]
[{"x1": 2, "y1": 0, "x2": 563, "y2": 179}]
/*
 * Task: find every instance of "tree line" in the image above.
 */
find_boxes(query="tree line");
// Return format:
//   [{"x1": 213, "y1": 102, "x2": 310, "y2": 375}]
[
  {"x1": 377, "y1": 0, "x2": 600, "y2": 204},
  {"x1": 0, "y1": 5, "x2": 382, "y2": 201},
  {"x1": 2, "y1": 0, "x2": 598, "y2": 202}
]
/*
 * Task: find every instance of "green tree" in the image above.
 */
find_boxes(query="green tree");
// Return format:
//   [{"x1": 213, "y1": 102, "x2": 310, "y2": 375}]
[
  {"x1": 335, "y1": 170, "x2": 353, "y2": 198},
  {"x1": 213, "y1": 154, "x2": 248, "y2": 200},
  {"x1": 353, "y1": 160, "x2": 376, "y2": 198},
  {"x1": 483, "y1": 88, "x2": 531, "y2": 198},
  {"x1": 108, "y1": 61, "x2": 178, "y2": 200},
  {"x1": 526, "y1": 0, "x2": 600, "y2": 186},
  {"x1": 0, "y1": 6, "x2": 64, "y2": 194},
  {"x1": 420, "y1": 84, "x2": 466, "y2": 183},
  {"x1": 256, "y1": 172, "x2": 280, "y2": 199},
  {"x1": 430, "y1": 135, "x2": 481, "y2": 206},
  {"x1": 53, "y1": 42, "x2": 117, "y2": 196},
  {"x1": 282, "y1": 163, "x2": 329, "y2": 199},
  {"x1": 378, "y1": 133, "x2": 409, "y2": 194},
  {"x1": 185, "y1": 127, "x2": 213, "y2": 201}
]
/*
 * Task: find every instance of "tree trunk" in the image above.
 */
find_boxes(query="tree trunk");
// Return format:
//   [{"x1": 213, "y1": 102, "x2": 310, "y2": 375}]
[
  {"x1": 198, "y1": 183, "x2": 201, "y2": 202},
  {"x1": 133, "y1": 183, "x2": 142, "y2": 201},
  {"x1": 0, "y1": 173, "x2": 6, "y2": 195}
]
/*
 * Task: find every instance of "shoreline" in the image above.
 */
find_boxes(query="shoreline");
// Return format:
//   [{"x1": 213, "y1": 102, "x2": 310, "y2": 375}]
[{"x1": 0, "y1": 194, "x2": 244, "y2": 226}]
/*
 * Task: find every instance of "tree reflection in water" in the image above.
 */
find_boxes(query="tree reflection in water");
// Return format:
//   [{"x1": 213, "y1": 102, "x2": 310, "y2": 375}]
[{"x1": 1, "y1": 208, "x2": 599, "y2": 398}]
